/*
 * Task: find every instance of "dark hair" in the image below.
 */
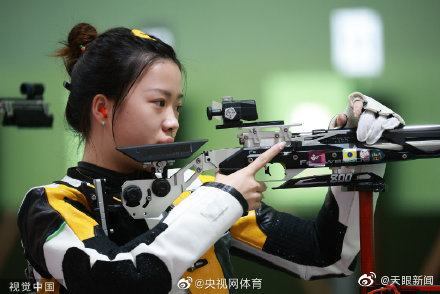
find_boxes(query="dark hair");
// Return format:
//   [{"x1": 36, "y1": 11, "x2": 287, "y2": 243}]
[{"x1": 55, "y1": 23, "x2": 183, "y2": 142}]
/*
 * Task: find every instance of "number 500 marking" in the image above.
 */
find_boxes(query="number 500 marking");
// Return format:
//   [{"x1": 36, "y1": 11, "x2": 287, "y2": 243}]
[{"x1": 330, "y1": 173, "x2": 353, "y2": 183}]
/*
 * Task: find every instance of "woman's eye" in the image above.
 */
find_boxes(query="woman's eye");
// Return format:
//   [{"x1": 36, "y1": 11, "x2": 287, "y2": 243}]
[{"x1": 154, "y1": 100, "x2": 165, "y2": 107}]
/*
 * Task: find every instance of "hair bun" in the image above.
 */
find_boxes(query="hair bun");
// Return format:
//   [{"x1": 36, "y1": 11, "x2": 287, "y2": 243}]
[{"x1": 55, "y1": 23, "x2": 98, "y2": 74}]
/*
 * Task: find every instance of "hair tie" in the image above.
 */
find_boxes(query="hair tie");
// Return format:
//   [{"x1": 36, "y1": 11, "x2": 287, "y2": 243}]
[
  {"x1": 131, "y1": 29, "x2": 156, "y2": 41},
  {"x1": 63, "y1": 81, "x2": 71, "y2": 91},
  {"x1": 79, "y1": 45, "x2": 86, "y2": 52}
]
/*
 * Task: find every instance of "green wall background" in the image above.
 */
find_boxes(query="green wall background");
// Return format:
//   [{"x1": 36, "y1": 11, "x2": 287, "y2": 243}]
[{"x1": 1, "y1": 0, "x2": 439, "y2": 293}]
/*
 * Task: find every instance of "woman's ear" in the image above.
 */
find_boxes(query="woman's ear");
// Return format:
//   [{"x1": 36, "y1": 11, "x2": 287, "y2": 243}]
[{"x1": 91, "y1": 94, "x2": 112, "y2": 123}]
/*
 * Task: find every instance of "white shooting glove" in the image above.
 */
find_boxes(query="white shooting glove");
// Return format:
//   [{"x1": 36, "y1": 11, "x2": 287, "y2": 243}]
[{"x1": 329, "y1": 92, "x2": 405, "y2": 144}]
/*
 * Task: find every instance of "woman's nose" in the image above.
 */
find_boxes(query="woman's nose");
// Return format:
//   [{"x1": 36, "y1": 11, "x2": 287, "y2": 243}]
[{"x1": 162, "y1": 109, "x2": 179, "y2": 133}]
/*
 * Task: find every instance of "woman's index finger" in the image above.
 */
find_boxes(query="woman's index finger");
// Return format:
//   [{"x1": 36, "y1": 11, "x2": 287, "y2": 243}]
[{"x1": 245, "y1": 141, "x2": 286, "y2": 175}]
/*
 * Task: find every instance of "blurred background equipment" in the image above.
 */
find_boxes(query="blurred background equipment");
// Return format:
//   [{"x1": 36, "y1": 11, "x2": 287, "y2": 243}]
[{"x1": 0, "y1": 83, "x2": 53, "y2": 127}]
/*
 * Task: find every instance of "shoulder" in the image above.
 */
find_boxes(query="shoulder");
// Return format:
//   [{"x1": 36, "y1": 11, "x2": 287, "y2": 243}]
[
  {"x1": 18, "y1": 176, "x2": 94, "y2": 225},
  {"x1": 18, "y1": 177, "x2": 99, "y2": 250}
]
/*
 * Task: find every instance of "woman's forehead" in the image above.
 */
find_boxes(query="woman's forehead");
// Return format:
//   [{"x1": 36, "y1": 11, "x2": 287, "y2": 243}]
[{"x1": 138, "y1": 60, "x2": 180, "y2": 82}]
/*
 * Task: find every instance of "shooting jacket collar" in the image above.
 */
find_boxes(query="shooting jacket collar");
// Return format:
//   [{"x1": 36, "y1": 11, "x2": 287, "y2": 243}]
[{"x1": 68, "y1": 161, "x2": 154, "y2": 190}]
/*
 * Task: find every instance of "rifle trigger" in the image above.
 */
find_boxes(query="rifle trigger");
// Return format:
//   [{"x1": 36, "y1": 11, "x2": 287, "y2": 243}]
[{"x1": 264, "y1": 165, "x2": 271, "y2": 176}]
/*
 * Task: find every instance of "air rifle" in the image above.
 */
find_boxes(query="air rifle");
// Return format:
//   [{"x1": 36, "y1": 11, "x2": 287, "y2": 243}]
[{"x1": 95, "y1": 97, "x2": 440, "y2": 231}]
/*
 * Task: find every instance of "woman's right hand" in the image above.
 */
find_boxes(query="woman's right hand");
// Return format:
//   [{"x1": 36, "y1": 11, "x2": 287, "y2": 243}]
[{"x1": 214, "y1": 141, "x2": 286, "y2": 211}]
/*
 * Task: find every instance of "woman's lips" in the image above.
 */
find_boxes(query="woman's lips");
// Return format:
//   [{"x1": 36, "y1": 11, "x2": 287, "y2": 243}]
[{"x1": 158, "y1": 137, "x2": 174, "y2": 144}]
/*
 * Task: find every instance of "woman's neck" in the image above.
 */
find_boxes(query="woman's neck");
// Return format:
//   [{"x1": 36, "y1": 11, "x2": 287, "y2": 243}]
[{"x1": 82, "y1": 140, "x2": 142, "y2": 174}]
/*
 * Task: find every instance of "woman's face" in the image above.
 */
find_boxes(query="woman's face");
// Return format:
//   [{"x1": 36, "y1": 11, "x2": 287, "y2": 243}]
[{"x1": 113, "y1": 59, "x2": 182, "y2": 148}]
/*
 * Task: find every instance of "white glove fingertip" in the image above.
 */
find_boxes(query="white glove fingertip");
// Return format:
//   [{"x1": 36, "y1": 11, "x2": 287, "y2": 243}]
[
  {"x1": 382, "y1": 117, "x2": 400, "y2": 130},
  {"x1": 357, "y1": 127, "x2": 368, "y2": 142},
  {"x1": 365, "y1": 116, "x2": 386, "y2": 144},
  {"x1": 357, "y1": 111, "x2": 375, "y2": 142},
  {"x1": 366, "y1": 130, "x2": 384, "y2": 145}
]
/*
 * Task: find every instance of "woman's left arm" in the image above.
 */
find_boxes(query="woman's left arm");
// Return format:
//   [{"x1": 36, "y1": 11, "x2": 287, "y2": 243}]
[{"x1": 229, "y1": 169, "x2": 381, "y2": 281}]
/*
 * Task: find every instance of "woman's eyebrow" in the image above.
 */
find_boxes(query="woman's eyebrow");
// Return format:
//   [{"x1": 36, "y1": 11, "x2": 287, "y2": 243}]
[{"x1": 147, "y1": 88, "x2": 184, "y2": 99}]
